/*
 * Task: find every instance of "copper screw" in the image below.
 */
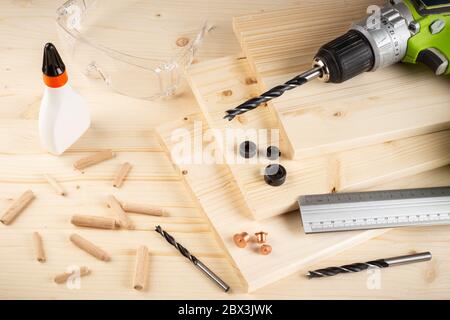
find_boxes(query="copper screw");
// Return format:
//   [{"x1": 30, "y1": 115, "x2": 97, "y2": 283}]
[
  {"x1": 259, "y1": 244, "x2": 272, "y2": 255},
  {"x1": 233, "y1": 232, "x2": 250, "y2": 248},
  {"x1": 254, "y1": 231, "x2": 268, "y2": 244}
]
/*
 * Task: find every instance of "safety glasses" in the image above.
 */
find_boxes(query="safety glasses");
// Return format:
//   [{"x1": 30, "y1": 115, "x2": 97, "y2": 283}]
[{"x1": 56, "y1": 0, "x2": 209, "y2": 99}]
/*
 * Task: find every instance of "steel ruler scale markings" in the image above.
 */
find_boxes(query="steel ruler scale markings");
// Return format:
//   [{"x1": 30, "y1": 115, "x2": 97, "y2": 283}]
[{"x1": 299, "y1": 187, "x2": 450, "y2": 233}]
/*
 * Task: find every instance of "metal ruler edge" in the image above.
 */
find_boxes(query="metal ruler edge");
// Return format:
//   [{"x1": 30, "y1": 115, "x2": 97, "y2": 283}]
[{"x1": 298, "y1": 186, "x2": 450, "y2": 233}]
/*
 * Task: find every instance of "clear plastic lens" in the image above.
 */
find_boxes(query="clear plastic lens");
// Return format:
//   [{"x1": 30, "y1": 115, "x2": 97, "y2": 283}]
[{"x1": 56, "y1": 0, "x2": 208, "y2": 99}]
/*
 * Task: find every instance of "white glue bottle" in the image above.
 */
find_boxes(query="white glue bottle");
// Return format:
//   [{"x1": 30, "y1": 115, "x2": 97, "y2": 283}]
[{"x1": 39, "y1": 43, "x2": 90, "y2": 155}]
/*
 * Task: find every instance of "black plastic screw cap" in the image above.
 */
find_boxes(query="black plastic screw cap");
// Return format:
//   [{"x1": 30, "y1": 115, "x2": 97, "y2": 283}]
[
  {"x1": 239, "y1": 141, "x2": 257, "y2": 158},
  {"x1": 42, "y1": 43, "x2": 66, "y2": 76},
  {"x1": 266, "y1": 146, "x2": 281, "y2": 160},
  {"x1": 264, "y1": 164, "x2": 286, "y2": 186}
]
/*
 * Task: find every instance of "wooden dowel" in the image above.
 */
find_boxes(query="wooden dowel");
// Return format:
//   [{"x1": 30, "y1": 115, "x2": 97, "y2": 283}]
[
  {"x1": 71, "y1": 215, "x2": 119, "y2": 230},
  {"x1": 43, "y1": 174, "x2": 66, "y2": 196},
  {"x1": 32, "y1": 232, "x2": 46, "y2": 263},
  {"x1": 133, "y1": 246, "x2": 149, "y2": 291},
  {"x1": 113, "y1": 162, "x2": 132, "y2": 188},
  {"x1": 121, "y1": 202, "x2": 165, "y2": 217},
  {"x1": 54, "y1": 266, "x2": 90, "y2": 284},
  {"x1": 106, "y1": 195, "x2": 134, "y2": 229},
  {"x1": 73, "y1": 149, "x2": 115, "y2": 170},
  {"x1": 0, "y1": 190, "x2": 35, "y2": 225},
  {"x1": 69, "y1": 233, "x2": 111, "y2": 262}
]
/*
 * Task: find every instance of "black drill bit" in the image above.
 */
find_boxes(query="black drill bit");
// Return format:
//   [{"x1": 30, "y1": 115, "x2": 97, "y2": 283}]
[
  {"x1": 155, "y1": 225, "x2": 230, "y2": 292},
  {"x1": 307, "y1": 252, "x2": 432, "y2": 278},
  {"x1": 224, "y1": 66, "x2": 323, "y2": 121}
]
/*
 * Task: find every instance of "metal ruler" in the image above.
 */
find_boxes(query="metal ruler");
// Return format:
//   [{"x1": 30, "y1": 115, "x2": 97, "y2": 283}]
[{"x1": 298, "y1": 187, "x2": 450, "y2": 233}]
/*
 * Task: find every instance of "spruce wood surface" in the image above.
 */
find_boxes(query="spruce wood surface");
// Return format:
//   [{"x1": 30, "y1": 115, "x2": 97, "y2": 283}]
[{"x1": 0, "y1": 0, "x2": 449, "y2": 299}]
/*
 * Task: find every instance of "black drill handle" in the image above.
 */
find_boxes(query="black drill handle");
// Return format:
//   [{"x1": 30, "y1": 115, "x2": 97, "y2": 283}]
[{"x1": 315, "y1": 30, "x2": 375, "y2": 83}]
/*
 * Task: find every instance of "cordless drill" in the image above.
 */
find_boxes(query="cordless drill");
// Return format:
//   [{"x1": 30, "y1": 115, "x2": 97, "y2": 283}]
[{"x1": 225, "y1": 0, "x2": 450, "y2": 121}]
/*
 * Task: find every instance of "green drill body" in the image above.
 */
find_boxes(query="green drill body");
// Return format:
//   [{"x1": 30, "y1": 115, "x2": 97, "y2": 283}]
[{"x1": 403, "y1": 0, "x2": 450, "y2": 74}]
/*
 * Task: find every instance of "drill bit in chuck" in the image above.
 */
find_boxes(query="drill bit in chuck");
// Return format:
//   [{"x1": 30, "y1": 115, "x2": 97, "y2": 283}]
[
  {"x1": 307, "y1": 252, "x2": 432, "y2": 278},
  {"x1": 224, "y1": 66, "x2": 323, "y2": 121},
  {"x1": 155, "y1": 225, "x2": 230, "y2": 292}
]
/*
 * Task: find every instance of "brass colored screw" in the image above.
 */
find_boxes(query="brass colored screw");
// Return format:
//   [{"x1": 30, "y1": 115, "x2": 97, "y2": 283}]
[
  {"x1": 259, "y1": 244, "x2": 272, "y2": 255},
  {"x1": 233, "y1": 232, "x2": 250, "y2": 248},
  {"x1": 254, "y1": 231, "x2": 268, "y2": 244}
]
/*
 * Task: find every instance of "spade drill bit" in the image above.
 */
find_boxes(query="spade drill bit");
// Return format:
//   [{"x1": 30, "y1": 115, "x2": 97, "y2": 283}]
[
  {"x1": 155, "y1": 225, "x2": 230, "y2": 292},
  {"x1": 307, "y1": 252, "x2": 432, "y2": 278},
  {"x1": 224, "y1": 66, "x2": 323, "y2": 121}
]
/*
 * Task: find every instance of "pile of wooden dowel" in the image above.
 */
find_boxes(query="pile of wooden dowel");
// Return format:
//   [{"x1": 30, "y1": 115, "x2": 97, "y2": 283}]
[{"x1": 0, "y1": 150, "x2": 168, "y2": 291}]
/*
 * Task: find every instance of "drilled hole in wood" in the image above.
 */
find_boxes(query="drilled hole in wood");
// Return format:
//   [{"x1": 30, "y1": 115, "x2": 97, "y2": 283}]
[
  {"x1": 182, "y1": 170, "x2": 188, "y2": 175},
  {"x1": 333, "y1": 111, "x2": 342, "y2": 117},
  {"x1": 331, "y1": 187, "x2": 337, "y2": 193},
  {"x1": 183, "y1": 117, "x2": 189, "y2": 121}
]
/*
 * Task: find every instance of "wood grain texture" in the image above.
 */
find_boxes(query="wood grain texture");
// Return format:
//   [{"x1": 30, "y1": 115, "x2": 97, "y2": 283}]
[
  {"x1": 156, "y1": 113, "x2": 450, "y2": 291},
  {"x1": 186, "y1": 56, "x2": 450, "y2": 219},
  {"x1": 0, "y1": 0, "x2": 449, "y2": 299},
  {"x1": 233, "y1": 0, "x2": 450, "y2": 159}
]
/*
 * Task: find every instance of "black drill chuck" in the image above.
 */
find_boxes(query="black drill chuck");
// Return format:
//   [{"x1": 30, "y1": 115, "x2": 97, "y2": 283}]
[
  {"x1": 224, "y1": 30, "x2": 375, "y2": 120},
  {"x1": 314, "y1": 29, "x2": 375, "y2": 83}
]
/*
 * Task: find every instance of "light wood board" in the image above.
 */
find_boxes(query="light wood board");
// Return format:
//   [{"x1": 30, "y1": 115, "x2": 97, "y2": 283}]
[
  {"x1": 1, "y1": 0, "x2": 449, "y2": 299},
  {"x1": 186, "y1": 56, "x2": 450, "y2": 219},
  {"x1": 156, "y1": 112, "x2": 450, "y2": 291},
  {"x1": 233, "y1": 0, "x2": 450, "y2": 159}
]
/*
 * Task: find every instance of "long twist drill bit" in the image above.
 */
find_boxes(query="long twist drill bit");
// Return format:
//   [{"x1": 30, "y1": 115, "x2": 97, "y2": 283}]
[
  {"x1": 155, "y1": 225, "x2": 230, "y2": 292},
  {"x1": 224, "y1": 66, "x2": 323, "y2": 121},
  {"x1": 307, "y1": 252, "x2": 432, "y2": 278}
]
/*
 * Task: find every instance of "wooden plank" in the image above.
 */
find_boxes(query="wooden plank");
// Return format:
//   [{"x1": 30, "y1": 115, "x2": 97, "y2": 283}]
[
  {"x1": 0, "y1": 119, "x2": 162, "y2": 153},
  {"x1": 1, "y1": 166, "x2": 449, "y2": 298},
  {"x1": 0, "y1": 152, "x2": 177, "y2": 182},
  {"x1": 1, "y1": 0, "x2": 448, "y2": 300},
  {"x1": 156, "y1": 111, "x2": 450, "y2": 291},
  {"x1": 233, "y1": 0, "x2": 450, "y2": 159},
  {"x1": 186, "y1": 56, "x2": 450, "y2": 219},
  {"x1": 0, "y1": 227, "x2": 244, "y2": 298}
]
